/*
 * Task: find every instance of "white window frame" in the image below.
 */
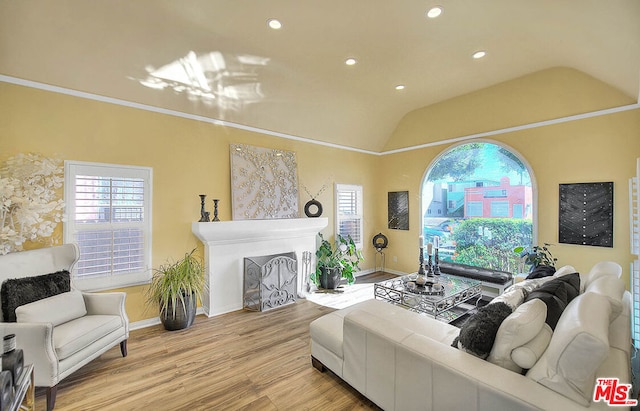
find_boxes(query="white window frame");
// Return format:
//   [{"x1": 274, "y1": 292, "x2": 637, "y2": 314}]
[
  {"x1": 335, "y1": 183, "x2": 363, "y2": 249},
  {"x1": 64, "y1": 161, "x2": 152, "y2": 291}
]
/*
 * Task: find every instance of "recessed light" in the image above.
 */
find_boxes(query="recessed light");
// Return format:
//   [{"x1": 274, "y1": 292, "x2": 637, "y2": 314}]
[
  {"x1": 426, "y1": 6, "x2": 443, "y2": 18},
  {"x1": 472, "y1": 50, "x2": 487, "y2": 59},
  {"x1": 267, "y1": 19, "x2": 282, "y2": 29},
  {"x1": 345, "y1": 58, "x2": 358, "y2": 66},
  {"x1": 395, "y1": 85, "x2": 405, "y2": 90}
]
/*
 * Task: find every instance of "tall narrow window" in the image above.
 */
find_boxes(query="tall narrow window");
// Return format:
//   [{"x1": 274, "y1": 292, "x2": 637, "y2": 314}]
[
  {"x1": 64, "y1": 161, "x2": 152, "y2": 291},
  {"x1": 335, "y1": 184, "x2": 363, "y2": 249}
]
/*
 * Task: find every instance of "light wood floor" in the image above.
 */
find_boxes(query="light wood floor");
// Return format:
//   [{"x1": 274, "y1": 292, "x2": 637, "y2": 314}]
[{"x1": 35, "y1": 274, "x2": 393, "y2": 410}]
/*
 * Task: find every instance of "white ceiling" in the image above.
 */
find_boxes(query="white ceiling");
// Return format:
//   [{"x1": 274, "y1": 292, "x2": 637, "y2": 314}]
[{"x1": 1, "y1": 0, "x2": 639, "y2": 152}]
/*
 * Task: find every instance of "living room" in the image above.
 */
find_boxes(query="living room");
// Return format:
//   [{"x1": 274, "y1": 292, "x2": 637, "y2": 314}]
[{"x1": 1, "y1": 1, "x2": 640, "y2": 410}]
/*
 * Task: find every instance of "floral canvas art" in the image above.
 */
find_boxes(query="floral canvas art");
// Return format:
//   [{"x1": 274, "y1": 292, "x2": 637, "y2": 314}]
[{"x1": 0, "y1": 153, "x2": 65, "y2": 254}]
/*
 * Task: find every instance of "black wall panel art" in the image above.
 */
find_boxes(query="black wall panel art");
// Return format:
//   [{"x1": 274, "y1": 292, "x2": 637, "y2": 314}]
[
  {"x1": 388, "y1": 191, "x2": 409, "y2": 230},
  {"x1": 558, "y1": 182, "x2": 613, "y2": 247}
]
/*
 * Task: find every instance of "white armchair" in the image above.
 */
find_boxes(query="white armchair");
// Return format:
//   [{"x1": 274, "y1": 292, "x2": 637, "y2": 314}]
[{"x1": 0, "y1": 244, "x2": 129, "y2": 411}]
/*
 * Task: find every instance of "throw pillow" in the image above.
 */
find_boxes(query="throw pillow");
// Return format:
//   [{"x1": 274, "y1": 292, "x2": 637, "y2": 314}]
[
  {"x1": 15, "y1": 290, "x2": 87, "y2": 326},
  {"x1": 1, "y1": 270, "x2": 71, "y2": 322},
  {"x1": 486, "y1": 298, "x2": 547, "y2": 372},
  {"x1": 451, "y1": 302, "x2": 513, "y2": 359},
  {"x1": 523, "y1": 272, "x2": 580, "y2": 330},
  {"x1": 525, "y1": 265, "x2": 556, "y2": 280}
]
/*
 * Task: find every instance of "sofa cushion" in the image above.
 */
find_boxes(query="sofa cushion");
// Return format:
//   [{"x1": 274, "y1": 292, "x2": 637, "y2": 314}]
[
  {"x1": 487, "y1": 299, "x2": 547, "y2": 372},
  {"x1": 582, "y1": 261, "x2": 622, "y2": 292},
  {"x1": 523, "y1": 273, "x2": 580, "y2": 329},
  {"x1": 526, "y1": 292, "x2": 613, "y2": 405},
  {"x1": 1, "y1": 270, "x2": 70, "y2": 322},
  {"x1": 585, "y1": 275, "x2": 624, "y2": 320},
  {"x1": 15, "y1": 290, "x2": 87, "y2": 326},
  {"x1": 54, "y1": 314, "x2": 123, "y2": 359}
]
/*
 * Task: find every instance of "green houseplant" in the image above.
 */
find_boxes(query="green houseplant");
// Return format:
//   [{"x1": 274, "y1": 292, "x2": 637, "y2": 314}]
[
  {"x1": 312, "y1": 234, "x2": 364, "y2": 289},
  {"x1": 146, "y1": 248, "x2": 205, "y2": 331},
  {"x1": 513, "y1": 243, "x2": 557, "y2": 273}
]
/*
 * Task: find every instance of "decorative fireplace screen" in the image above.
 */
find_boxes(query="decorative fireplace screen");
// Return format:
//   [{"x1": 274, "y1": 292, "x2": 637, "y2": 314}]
[{"x1": 243, "y1": 252, "x2": 297, "y2": 311}]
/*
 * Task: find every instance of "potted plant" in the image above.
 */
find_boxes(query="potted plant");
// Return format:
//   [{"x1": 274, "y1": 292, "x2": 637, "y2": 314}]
[
  {"x1": 146, "y1": 248, "x2": 205, "y2": 331},
  {"x1": 312, "y1": 234, "x2": 364, "y2": 289},
  {"x1": 514, "y1": 243, "x2": 557, "y2": 273}
]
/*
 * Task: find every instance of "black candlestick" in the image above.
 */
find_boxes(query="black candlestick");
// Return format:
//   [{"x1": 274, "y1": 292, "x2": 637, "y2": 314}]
[
  {"x1": 198, "y1": 194, "x2": 210, "y2": 222},
  {"x1": 212, "y1": 199, "x2": 220, "y2": 222},
  {"x1": 426, "y1": 254, "x2": 434, "y2": 277},
  {"x1": 433, "y1": 248, "x2": 441, "y2": 275},
  {"x1": 418, "y1": 246, "x2": 425, "y2": 275}
]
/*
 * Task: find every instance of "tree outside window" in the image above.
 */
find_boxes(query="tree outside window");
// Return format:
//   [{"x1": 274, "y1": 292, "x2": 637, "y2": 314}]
[{"x1": 421, "y1": 142, "x2": 533, "y2": 273}]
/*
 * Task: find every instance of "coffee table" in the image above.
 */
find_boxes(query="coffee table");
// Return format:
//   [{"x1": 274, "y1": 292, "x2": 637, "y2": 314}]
[{"x1": 374, "y1": 274, "x2": 482, "y2": 323}]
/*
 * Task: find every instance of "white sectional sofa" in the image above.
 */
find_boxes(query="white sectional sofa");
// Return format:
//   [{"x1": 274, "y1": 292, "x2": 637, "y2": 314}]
[{"x1": 309, "y1": 262, "x2": 633, "y2": 410}]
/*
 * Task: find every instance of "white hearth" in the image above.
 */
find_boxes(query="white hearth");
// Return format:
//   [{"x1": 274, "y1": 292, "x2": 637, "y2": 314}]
[{"x1": 192, "y1": 218, "x2": 328, "y2": 317}]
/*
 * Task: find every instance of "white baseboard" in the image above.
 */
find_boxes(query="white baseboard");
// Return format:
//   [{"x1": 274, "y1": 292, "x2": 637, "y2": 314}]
[{"x1": 130, "y1": 307, "x2": 207, "y2": 331}]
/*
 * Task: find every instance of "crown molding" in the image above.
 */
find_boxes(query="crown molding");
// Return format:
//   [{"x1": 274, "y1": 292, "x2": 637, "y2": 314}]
[{"x1": 3, "y1": 74, "x2": 638, "y2": 157}]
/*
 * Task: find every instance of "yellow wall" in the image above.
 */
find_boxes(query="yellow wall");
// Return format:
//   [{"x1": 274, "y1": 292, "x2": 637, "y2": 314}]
[
  {"x1": 0, "y1": 82, "x2": 380, "y2": 322},
  {"x1": 2, "y1": 66, "x2": 639, "y2": 322},
  {"x1": 378, "y1": 69, "x2": 640, "y2": 285}
]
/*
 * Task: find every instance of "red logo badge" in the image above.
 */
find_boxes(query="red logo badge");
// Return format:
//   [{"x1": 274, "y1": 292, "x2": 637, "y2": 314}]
[{"x1": 593, "y1": 378, "x2": 638, "y2": 406}]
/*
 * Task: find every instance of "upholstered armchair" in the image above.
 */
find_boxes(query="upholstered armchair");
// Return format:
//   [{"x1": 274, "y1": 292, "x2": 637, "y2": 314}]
[{"x1": 0, "y1": 244, "x2": 129, "y2": 411}]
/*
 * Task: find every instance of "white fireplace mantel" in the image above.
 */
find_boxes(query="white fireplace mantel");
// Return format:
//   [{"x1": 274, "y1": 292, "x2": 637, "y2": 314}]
[{"x1": 192, "y1": 217, "x2": 328, "y2": 316}]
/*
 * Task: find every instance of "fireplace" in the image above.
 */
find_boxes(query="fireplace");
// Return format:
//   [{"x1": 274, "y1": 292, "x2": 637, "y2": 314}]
[{"x1": 192, "y1": 217, "x2": 328, "y2": 317}]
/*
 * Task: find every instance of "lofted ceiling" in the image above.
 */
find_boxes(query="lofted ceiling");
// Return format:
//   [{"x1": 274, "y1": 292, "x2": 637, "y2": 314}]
[{"x1": 1, "y1": 0, "x2": 639, "y2": 153}]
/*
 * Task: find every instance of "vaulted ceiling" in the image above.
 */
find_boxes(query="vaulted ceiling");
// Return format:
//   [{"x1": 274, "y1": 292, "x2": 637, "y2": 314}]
[{"x1": 1, "y1": 1, "x2": 639, "y2": 152}]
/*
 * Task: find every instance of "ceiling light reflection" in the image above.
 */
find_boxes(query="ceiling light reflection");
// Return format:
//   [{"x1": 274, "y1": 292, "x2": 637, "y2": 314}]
[
  {"x1": 136, "y1": 50, "x2": 269, "y2": 112},
  {"x1": 345, "y1": 58, "x2": 357, "y2": 66}
]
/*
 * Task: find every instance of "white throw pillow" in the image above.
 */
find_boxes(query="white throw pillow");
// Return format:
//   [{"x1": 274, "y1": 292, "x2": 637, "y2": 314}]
[
  {"x1": 511, "y1": 324, "x2": 552, "y2": 369},
  {"x1": 487, "y1": 299, "x2": 547, "y2": 372},
  {"x1": 15, "y1": 290, "x2": 87, "y2": 326},
  {"x1": 553, "y1": 265, "x2": 577, "y2": 277}
]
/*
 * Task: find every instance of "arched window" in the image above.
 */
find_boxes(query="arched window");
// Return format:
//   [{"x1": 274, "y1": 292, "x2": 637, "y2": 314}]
[{"x1": 421, "y1": 141, "x2": 534, "y2": 273}]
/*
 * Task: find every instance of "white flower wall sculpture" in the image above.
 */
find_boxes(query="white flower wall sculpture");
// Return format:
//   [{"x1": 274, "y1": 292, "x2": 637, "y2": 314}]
[{"x1": 0, "y1": 153, "x2": 65, "y2": 255}]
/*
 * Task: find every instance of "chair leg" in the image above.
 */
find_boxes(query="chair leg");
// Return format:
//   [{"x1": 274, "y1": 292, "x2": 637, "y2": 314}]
[
  {"x1": 47, "y1": 385, "x2": 57, "y2": 411},
  {"x1": 120, "y1": 339, "x2": 128, "y2": 357}
]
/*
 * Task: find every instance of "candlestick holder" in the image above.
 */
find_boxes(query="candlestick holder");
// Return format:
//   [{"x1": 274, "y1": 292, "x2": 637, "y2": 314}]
[
  {"x1": 198, "y1": 194, "x2": 210, "y2": 222},
  {"x1": 433, "y1": 248, "x2": 441, "y2": 275},
  {"x1": 426, "y1": 254, "x2": 434, "y2": 277},
  {"x1": 212, "y1": 199, "x2": 220, "y2": 222},
  {"x1": 418, "y1": 246, "x2": 425, "y2": 276}
]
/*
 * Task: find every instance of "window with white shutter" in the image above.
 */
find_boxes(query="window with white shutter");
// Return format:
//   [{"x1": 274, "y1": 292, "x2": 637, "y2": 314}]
[
  {"x1": 64, "y1": 161, "x2": 152, "y2": 291},
  {"x1": 335, "y1": 184, "x2": 363, "y2": 249}
]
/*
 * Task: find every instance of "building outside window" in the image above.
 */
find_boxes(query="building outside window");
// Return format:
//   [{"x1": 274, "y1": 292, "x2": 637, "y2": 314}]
[
  {"x1": 421, "y1": 142, "x2": 534, "y2": 273},
  {"x1": 64, "y1": 161, "x2": 152, "y2": 291}
]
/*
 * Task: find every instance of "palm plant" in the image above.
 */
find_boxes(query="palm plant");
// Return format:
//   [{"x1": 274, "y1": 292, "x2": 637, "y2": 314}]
[{"x1": 146, "y1": 248, "x2": 205, "y2": 330}]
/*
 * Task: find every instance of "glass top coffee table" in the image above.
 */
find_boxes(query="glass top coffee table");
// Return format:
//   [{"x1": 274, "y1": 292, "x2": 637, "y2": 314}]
[{"x1": 374, "y1": 274, "x2": 482, "y2": 323}]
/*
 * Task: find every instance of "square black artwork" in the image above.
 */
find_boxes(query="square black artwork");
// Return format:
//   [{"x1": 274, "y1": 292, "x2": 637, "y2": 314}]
[
  {"x1": 559, "y1": 182, "x2": 613, "y2": 247},
  {"x1": 388, "y1": 191, "x2": 409, "y2": 230}
]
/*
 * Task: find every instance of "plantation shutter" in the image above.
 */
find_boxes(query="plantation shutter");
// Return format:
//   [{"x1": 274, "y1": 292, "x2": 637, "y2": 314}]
[
  {"x1": 630, "y1": 158, "x2": 640, "y2": 345},
  {"x1": 335, "y1": 184, "x2": 363, "y2": 248},
  {"x1": 65, "y1": 161, "x2": 152, "y2": 291}
]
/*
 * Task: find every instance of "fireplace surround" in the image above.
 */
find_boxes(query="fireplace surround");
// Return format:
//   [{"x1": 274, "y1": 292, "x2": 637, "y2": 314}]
[{"x1": 192, "y1": 218, "x2": 328, "y2": 317}]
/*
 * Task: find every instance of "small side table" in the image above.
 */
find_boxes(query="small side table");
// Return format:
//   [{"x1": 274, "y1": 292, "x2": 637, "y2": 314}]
[{"x1": 9, "y1": 363, "x2": 34, "y2": 411}]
